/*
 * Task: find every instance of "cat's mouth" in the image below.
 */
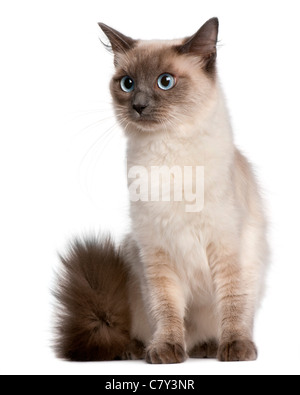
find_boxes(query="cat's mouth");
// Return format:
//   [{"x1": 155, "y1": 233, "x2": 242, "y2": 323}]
[
  {"x1": 117, "y1": 109, "x2": 165, "y2": 133},
  {"x1": 127, "y1": 111, "x2": 162, "y2": 132}
]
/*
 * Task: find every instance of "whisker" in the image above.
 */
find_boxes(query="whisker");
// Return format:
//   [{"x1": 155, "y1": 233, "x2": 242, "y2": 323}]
[
  {"x1": 74, "y1": 115, "x2": 116, "y2": 137},
  {"x1": 79, "y1": 122, "x2": 119, "y2": 168},
  {"x1": 86, "y1": 124, "x2": 121, "y2": 185},
  {"x1": 70, "y1": 108, "x2": 114, "y2": 117},
  {"x1": 78, "y1": 121, "x2": 122, "y2": 200}
]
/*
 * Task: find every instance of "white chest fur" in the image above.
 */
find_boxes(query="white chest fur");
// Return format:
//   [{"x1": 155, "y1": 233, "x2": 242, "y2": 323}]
[{"x1": 127, "y1": 130, "x2": 231, "y2": 303}]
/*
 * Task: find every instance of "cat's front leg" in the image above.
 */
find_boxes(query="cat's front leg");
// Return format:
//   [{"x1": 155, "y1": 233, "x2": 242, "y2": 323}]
[
  {"x1": 142, "y1": 249, "x2": 187, "y2": 364},
  {"x1": 210, "y1": 248, "x2": 257, "y2": 362}
]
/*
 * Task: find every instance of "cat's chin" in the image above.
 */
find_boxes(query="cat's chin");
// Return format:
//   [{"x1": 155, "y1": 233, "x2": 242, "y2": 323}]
[{"x1": 124, "y1": 119, "x2": 165, "y2": 134}]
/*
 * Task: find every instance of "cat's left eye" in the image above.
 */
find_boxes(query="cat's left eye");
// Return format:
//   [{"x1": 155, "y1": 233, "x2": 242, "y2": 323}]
[{"x1": 157, "y1": 73, "x2": 175, "y2": 91}]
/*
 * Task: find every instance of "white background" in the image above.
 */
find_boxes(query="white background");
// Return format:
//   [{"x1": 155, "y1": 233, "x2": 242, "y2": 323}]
[{"x1": 1, "y1": 0, "x2": 299, "y2": 375}]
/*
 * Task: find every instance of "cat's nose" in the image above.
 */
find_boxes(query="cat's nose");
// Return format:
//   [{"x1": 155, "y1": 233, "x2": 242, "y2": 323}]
[
  {"x1": 133, "y1": 103, "x2": 148, "y2": 115},
  {"x1": 132, "y1": 92, "x2": 149, "y2": 115}
]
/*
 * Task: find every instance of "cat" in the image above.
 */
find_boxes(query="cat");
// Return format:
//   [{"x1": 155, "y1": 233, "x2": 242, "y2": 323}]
[{"x1": 54, "y1": 18, "x2": 268, "y2": 363}]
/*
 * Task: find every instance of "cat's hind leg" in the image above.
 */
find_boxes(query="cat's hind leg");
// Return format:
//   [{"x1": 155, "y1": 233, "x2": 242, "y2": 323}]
[
  {"x1": 185, "y1": 302, "x2": 219, "y2": 359},
  {"x1": 189, "y1": 339, "x2": 218, "y2": 358}
]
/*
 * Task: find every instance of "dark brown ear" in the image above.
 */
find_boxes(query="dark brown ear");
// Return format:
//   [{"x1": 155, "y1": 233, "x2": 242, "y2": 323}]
[
  {"x1": 98, "y1": 23, "x2": 136, "y2": 54},
  {"x1": 176, "y1": 17, "x2": 219, "y2": 73}
]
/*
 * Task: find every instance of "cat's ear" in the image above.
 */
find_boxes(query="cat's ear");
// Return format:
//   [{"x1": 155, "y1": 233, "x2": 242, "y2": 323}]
[
  {"x1": 98, "y1": 23, "x2": 136, "y2": 56},
  {"x1": 176, "y1": 17, "x2": 219, "y2": 73}
]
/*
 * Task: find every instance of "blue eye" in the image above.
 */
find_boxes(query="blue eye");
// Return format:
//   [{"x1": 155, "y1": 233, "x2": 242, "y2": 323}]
[
  {"x1": 120, "y1": 76, "x2": 134, "y2": 92},
  {"x1": 157, "y1": 73, "x2": 175, "y2": 90}
]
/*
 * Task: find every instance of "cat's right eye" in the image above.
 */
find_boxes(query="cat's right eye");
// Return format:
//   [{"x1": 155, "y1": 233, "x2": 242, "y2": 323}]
[{"x1": 120, "y1": 76, "x2": 134, "y2": 93}]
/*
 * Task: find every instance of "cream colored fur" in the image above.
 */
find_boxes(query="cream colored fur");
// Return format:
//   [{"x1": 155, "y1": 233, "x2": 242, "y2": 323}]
[{"x1": 120, "y1": 40, "x2": 268, "y2": 361}]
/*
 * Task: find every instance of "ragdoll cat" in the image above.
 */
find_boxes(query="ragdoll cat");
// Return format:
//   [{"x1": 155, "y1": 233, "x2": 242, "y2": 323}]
[{"x1": 54, "y1": 18, "x2": 268, "y2": 363}]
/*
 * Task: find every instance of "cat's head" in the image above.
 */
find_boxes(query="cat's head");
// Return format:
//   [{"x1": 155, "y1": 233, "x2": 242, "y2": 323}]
[{"x1": 99, "y1": 18, "x2": 219, "y2": 135}]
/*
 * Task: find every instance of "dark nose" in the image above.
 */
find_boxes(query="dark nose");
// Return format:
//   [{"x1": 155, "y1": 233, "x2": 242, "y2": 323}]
[
  {"x1": 133, "y1": 103, "x2": 148, "y2": 115},
  {"x1": 132, "y1": 92, "x2": 149, "y2": 115}
]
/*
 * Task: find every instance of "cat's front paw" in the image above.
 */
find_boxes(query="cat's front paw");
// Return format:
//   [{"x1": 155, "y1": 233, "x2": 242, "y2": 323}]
[
  {"x1": 217, "y1": 339, "x2": 257, "y2": 362},
  {"x1": 146, "y1": 341, "x2": 187, "y2": 364}
]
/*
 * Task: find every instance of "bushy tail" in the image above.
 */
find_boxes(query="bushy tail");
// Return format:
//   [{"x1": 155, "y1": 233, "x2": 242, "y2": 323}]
[{"x1": 53, "y1": 236, "x2": 131, "y2": 361}]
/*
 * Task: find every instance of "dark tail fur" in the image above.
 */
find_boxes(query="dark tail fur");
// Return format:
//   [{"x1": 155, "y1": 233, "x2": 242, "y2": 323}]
[{"x1": 53, "y1": 236, "x2": 131, "y2": 361}]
